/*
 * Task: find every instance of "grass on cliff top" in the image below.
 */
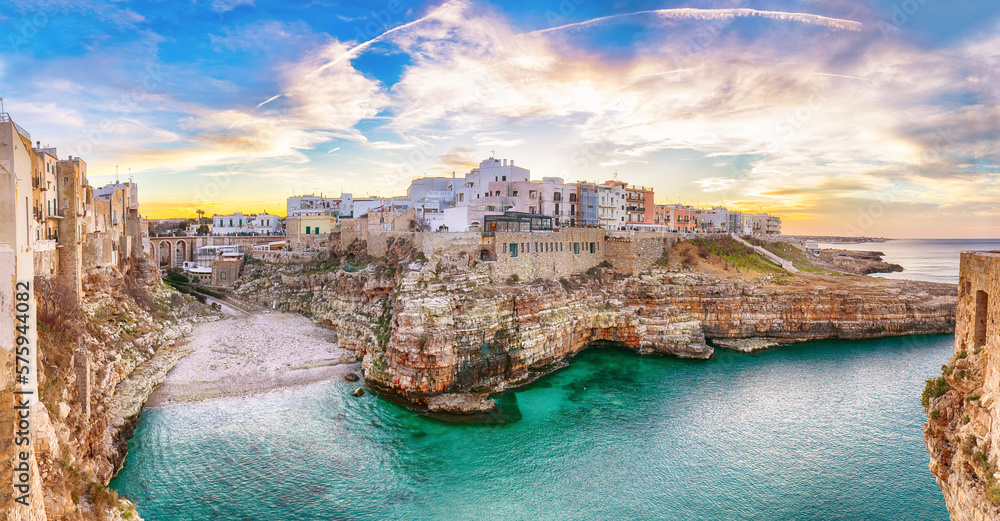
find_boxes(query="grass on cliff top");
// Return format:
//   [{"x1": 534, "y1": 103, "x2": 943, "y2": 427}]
[
  {"x1": 669, "y1": 237, "x2": 787, "y2": 276},
  {"x1": 747, "y1": 240, "x2": 841, "y2": 275}
]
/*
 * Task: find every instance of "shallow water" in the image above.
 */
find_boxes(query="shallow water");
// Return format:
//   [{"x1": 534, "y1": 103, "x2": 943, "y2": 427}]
[{"x1": 112, "y1": 335, "x2": 952, "y2": 520}]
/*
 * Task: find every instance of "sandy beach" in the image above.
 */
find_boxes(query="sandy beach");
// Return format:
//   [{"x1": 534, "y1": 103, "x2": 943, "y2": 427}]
[{"x1": 146, "y1": 309, "x2": 359, "y2": 406}]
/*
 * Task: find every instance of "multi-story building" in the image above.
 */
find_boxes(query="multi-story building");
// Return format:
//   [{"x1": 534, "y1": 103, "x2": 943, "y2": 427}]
[
  {"x1": 599, "y1": 181, "x2": 627, "y2": 230},
  {"x1": 2, "y1": 112, "x2": 145, "y2": 301},
  {"x1": 211, "y1": 212, "x2": 281, "y2": 236},
  {"x1": 753, "y1": 213, "x2": 782, "y2": 235},
  {"x1": 653, "y1": 204, "x2": 698, "y2": 233},
  {"x1": 698, "y1": 207, "x2": 730, "y2": 233},
  {"x1": 624, "y1": 184, "x2": 655, "y2": 226},
  {"x1": 575, "y1": 181, "x2": 599, "y2": 227},
  {"x1": 286, "y1": 194, "x2": 352, "y2": 217}
]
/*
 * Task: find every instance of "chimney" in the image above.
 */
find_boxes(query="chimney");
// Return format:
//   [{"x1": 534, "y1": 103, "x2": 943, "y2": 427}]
[
  {"x1": 503, "y1": 159, "x2": 507, "y2": 166},
  {"x1": 510, "y1": 160, "x2": 514, "y2": 166}
]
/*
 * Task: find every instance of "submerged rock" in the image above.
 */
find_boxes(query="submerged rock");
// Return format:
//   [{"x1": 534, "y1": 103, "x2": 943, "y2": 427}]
[
  {"x1": 426, "y1": 393, "x2": 497, "y2": 415},
  {"x1": 344, "y1": 373, "x2": 360, "y2": 382},
  {"x1": 352, "y1": 387, "x2": 366, "y2": 397}
]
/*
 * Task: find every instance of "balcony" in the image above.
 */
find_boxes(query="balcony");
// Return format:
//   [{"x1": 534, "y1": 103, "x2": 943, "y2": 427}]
[{"x1": 0, "y1": 113, "x2": 31, "y2": 141}]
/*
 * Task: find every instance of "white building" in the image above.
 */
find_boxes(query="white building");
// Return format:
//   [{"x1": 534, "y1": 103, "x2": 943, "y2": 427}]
[
  {"x1": 212, "y1": 212, "x2": 281, "y2": 236},
  {"x1": 598, "y1": 182, "x2": 628, "y2": 230},
  {"x1": 698, "y1": 207, "x2": 731, "y2": 233},
  {"x1": 286, "y1": 194, "x2": 354, "y2": 218}
]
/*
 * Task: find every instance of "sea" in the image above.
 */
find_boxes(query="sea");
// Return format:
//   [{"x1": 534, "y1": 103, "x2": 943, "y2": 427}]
[{"x1": 111, "y1": 238, "x2": 1000, "y2": 521}]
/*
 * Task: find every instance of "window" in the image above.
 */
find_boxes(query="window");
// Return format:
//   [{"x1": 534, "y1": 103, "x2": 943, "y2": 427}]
[
  {"x1": 305, "y1": 226, "x2": 311, "y2": 235},
  {"x1": 503, "y1": 243, "x2": 507, "y2": 253},
  {"x1": 64, "y1": 176, "x2": 68, "y2": 184},
  {"x1": 230, "y1": 219, "x2": 234, "y2": 226},
  {"x1": 512, "y1": 191, "x2": 518, "y2": 197},
  {"x1": 510, "y1": 243, "x2": 518, "y2": 257},
  {"x1": 590, "y1": 242, "x2": 596, "y2": 254},
  {"x1": 221, "y1": 271, "x2": 227, "y2": 280},
  {"x1": 975, "y1": 290, "x2": 989, "y2": 348},
  {"x1": 573, "y1": 243, "x2": 580, "y2": 254},
  {"x1": 502, "y1": 176, "x2": 507, "y2": 181}
]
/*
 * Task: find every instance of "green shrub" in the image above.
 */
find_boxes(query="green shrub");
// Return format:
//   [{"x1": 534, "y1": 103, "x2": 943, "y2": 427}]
[
  {"x1": 930, "y1": 410, "x2": 940, "y2": 420},
  {"x1": 957, "y1": 350, "x2": 969, "y2": 359},
  {"x1": 506, "y1": 274, "x2": 519, "y2": 284},
  {"x1": 922, "y1": 377, "x2": 950, "y2": 408}
]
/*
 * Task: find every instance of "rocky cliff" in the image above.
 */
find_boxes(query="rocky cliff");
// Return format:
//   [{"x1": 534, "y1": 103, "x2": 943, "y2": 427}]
[
  {"x1": 22, "y1": 256, "x2": 208, "y2": 520},
  {"x1": 236, "y1": 238, "x2": 956, "y2": 412},
  {"x1": 924, "y1": 251, "x2": 1000, "y2": 521}
]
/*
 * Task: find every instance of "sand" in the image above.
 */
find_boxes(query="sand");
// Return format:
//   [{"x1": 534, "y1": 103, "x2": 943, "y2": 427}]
[{"x1": 146, "y1": 310, "x2": 359, "y2": 406}]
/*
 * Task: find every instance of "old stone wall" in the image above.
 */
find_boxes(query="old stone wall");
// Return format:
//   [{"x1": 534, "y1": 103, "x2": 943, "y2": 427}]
[
  {"x1": 485, "y1": 228, "x2": 606, "y2": 282},
  {"x1": 925, "y1": 251, "x2": 1000, "y2": 521},
  {"x1": 603, "y1": 235, "x2": 675, "y2": 276},
  {"x1": 33, "y1": 242, "x2": 59, "y2": 278},
  {"x1": 250, "y1": 250, "x2": 319, "y2": 264}
]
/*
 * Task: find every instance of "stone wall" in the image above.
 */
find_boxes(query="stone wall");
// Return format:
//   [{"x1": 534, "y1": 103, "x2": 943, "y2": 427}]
[
  {"x1": 925, "y1": 251, "x2": 1000, "y2": 521},
  {"x1": 603, "y1": 234, "x2": 675, "y2": 276},
  {"x1": 485, "y1": 228, "x2": 606, "y2": 281},
  {"x1": 250, "y1": 250, "x2": 319, "y2": 264},
  {"x1": 33, "y1": 241, "x2": 59, "y2": 278}
]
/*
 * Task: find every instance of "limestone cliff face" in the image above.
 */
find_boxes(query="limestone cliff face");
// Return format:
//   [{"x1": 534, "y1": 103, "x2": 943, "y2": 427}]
[
  {"x1": 924, "y1": 252, "x2": 1000, "y2": 521},
  {"x1": 237, "y1": 246, "x2": 956, "y2": 406},
  {"x1": 25, "y1": 257, "x2": 203, "y2": 520}
]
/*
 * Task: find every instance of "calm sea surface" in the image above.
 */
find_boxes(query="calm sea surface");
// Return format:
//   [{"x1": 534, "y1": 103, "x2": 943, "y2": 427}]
[
  {"x1": 112, "y1": 239, "x2": 986, "y2": 520},
  {"x1": 818, "y1": 238, "x2": 1000, "y2": 284}
]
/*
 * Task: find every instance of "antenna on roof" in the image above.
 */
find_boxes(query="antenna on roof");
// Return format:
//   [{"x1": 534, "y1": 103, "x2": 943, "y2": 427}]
[
  {"x1": 115, "y1": 165, "x2": 119, "y2": 184},
  {"x1": 490, "y1": 150, "x2": 495, "y2": 159},
  {"x1": 0, "y1": 96, "x2": 4, "y2": 113}
]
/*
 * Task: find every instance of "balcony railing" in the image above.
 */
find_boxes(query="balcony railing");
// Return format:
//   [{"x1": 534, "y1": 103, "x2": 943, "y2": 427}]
[{"x1": 0, "y1": 113, "x2": 31, "y2": 142}]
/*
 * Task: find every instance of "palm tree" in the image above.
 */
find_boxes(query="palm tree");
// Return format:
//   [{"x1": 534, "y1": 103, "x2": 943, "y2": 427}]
[{"x1": 196, "y1": 209, "x2": 205, "y2": 224}]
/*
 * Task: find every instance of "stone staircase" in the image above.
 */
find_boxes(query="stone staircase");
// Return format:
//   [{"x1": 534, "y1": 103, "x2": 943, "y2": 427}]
[{"x1": 730, "y1": 233, "x2": 799, "y2": 274}]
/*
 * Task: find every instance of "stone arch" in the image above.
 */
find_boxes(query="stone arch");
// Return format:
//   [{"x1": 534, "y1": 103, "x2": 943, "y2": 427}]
[
  {"x1": 175, "y1": 240, "x2": 187, "y2": 267},
  {"x1": 158, "y1": 240, "x2": 172, "y2": 267}
]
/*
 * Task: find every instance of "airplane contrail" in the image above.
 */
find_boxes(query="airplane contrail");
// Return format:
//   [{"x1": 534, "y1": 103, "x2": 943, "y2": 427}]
[
  {"x1": 309, "y1": 0, "x2": 461, "y2": 77},
  {"x1": 328, "y1": 147, "x2": 341, "y2": 153},
  {"x1": 256, "y1": 94, "x2": 282, "y2": 108},
  {"x1": 813, "y1": 72, "x2": 874, "y2": 81},
  {"x1": 530, "y1": 8, "x2": 863, "y2": 35}
]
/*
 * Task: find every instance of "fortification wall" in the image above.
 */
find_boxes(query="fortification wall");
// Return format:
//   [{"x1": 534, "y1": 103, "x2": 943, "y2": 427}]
[
  {"x1": 487, "y1": 228, "x2": 606, "y2": 281},
  {"x1": 250, "y1": 250, "x2": 319, "y2": 264}
]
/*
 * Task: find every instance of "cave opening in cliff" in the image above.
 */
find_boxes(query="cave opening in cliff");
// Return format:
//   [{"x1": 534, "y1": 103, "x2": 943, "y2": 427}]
[{"x1": 975, "y1": 290, "x2": 988, "y2": 348}]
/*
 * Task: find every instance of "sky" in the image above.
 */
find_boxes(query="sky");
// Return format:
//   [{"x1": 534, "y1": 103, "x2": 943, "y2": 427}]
[{"x1": 1, "y1": 0, "x2": 998, "y2": 237}]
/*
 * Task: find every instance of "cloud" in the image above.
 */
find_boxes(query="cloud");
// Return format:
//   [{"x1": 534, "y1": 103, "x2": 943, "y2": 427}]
[{"x1": 211, "y1": 0, "x2": 253, "y2": 14}]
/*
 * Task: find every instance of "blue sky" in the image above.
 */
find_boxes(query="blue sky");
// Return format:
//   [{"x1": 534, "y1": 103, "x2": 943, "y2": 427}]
[{"x1": 1, "y1": 0, "x2": 998, "y2": 236}]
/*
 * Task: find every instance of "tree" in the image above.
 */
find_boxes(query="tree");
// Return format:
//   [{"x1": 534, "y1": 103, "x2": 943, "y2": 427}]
[
  {"x1": 197, "y1": 224, "x2": 210, "y2": 236},
  {"x1": 196, "y1": 209, "x2": 205, "y2": 224}
]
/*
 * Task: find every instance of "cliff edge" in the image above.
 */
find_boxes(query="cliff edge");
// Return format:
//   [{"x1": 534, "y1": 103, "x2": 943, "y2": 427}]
[
  {"x1": 925, "y1": 251, "x2": 1000, "y2": 521},
  {"x1": 236, "y1": 236, "x2": 956, "y2": 412}
]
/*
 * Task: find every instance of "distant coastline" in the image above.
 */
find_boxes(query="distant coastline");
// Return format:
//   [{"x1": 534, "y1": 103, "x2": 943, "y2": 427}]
[{"x1": 787, "y1": 235, "x2": 888, "y2": 244}]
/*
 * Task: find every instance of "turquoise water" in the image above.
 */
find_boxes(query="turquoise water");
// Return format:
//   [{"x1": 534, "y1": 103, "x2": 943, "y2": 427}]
[{"x1": 112, "y1": 336, "x2": 952, "y2": 520}]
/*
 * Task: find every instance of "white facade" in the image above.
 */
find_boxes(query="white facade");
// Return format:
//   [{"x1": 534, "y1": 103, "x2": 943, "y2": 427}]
[
  {"x1": 287, "y1": 194, "x2": 355, "y2": 217},
  {"x1": 698, "y1": 207, "x2": 731, "y2": 233},
  {"x1": 423, "y1": 205, "x2": 501, "y2": 232},
  {"x1": 598, "y1": 182, "x2": 628, "y2": 230},
  {"x1": 212, "y1": 212, "x2": 281, "y2": 236}
]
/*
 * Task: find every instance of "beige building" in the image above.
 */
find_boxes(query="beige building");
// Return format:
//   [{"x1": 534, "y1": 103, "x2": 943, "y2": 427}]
[{"x1": 286, "y1": 214, "x2": 337, "y2": 251}]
